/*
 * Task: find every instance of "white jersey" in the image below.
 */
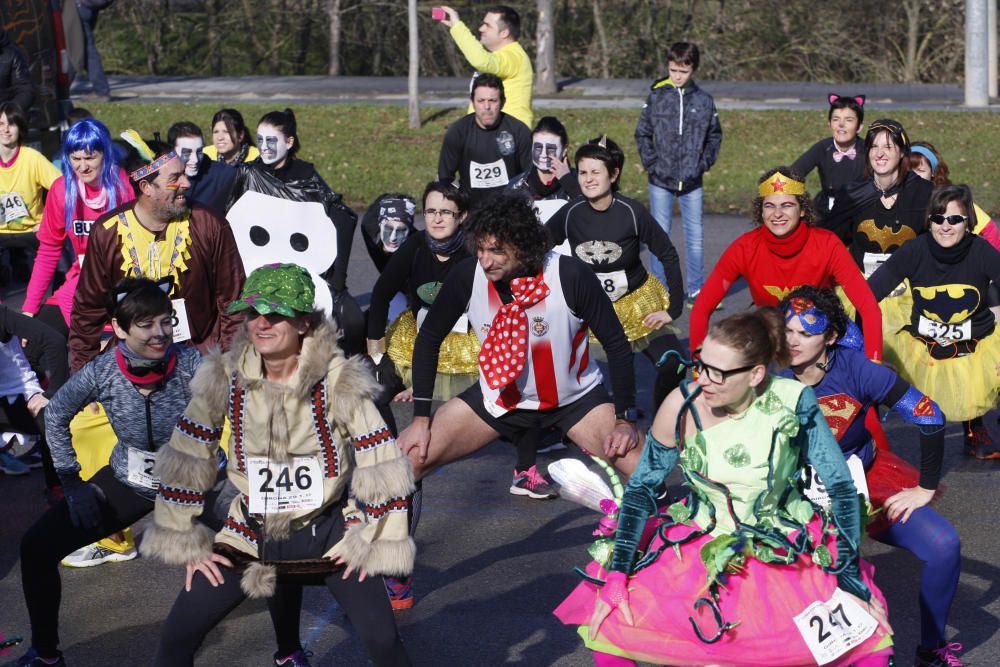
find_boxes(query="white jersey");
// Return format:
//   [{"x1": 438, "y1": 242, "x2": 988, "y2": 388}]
[{"x1": 467, "y1": 252, "x2": 602, "y2": 417}]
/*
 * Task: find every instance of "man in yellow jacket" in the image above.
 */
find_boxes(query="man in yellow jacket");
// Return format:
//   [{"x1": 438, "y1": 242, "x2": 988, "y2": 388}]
[{"x1": 439, "y1": 5, "x2": 534, "y2": 127}]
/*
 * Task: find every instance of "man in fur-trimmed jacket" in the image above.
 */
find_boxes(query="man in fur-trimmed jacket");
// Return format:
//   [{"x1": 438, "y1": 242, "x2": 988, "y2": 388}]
[{"x1": 142, "y1": 263, "x2": 414, "y2": 667}]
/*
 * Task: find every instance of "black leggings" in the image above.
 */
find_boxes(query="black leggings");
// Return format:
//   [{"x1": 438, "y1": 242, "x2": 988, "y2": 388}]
[
  {"x1": 20, "y1": 466, "x2": 154, "y2": 655},
  {"x1": 155, "y1": 565, "x2": 410, "y2": 667}
]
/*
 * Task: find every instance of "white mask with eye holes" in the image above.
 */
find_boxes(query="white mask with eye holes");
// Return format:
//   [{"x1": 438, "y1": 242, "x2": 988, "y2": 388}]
[
  {"x1": 531, "y1": 132, "x2": 564, "y2": 172},
  {"x1": 257, "y1": 127, "x2": 290, "y2": 166},
  {"x1": 174, "y1": 136, "x2": 204, "y2": 178}
]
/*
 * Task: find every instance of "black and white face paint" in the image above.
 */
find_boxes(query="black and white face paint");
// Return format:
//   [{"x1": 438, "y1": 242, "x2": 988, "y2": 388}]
[
  {"x1": 379, "y1": 218, "x2": 409, "y2": 252},
  {"x1": 174, "y1": 136, "x2": 205, "y2": 178},
  {"x1": 531, "y1": 131, "x2": 564, "y2": 172},
  {"x1": 257, "y1": 125, "x2": 290, "y2": 166}
]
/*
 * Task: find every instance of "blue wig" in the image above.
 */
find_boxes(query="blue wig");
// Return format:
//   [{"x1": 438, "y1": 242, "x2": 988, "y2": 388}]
[{"x1": 59, "y1": 119, "x2": 130, "y2": 231}]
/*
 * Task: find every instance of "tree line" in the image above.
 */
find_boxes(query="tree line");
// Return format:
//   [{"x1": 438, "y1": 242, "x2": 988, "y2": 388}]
[{"x1": 98, "y1": 0, "x2": 966, "y2": 84}]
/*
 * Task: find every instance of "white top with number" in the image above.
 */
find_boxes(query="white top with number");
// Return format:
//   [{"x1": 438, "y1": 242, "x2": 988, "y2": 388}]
[
  {"x1": 1, "y1": 192, "x2": 29, "y2": 224},
  {"x1": 595, "y1": 269, "x2": 628, "y2": 302},
  {"x1": 469, "y1": 159, "x2": 509, "y2": 189},
  {"x1": 126, "y1": 446, "x2": 159, "y2": 490},
  {"x1": 793, "y1": 588, "x2": 879, "y2": 665},
  {"x1": 247, "y1": 456, "x2": 323, "y2": 514},
  {"x1": 916, "y1": 315, "x2": 971, "y2": 343}
]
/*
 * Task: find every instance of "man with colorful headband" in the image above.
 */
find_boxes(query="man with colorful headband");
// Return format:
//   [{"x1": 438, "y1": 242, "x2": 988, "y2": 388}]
[{"x1": 69, "y1": 131, "x2": 245, "y2": 371}]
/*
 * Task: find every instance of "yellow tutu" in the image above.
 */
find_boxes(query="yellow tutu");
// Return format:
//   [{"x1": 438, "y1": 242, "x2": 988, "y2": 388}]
[
  {"x1": 835, "y1": 285, "x2": 912, "y2": 359},
  {"x1": 590, "y1": 275, "x2": 675, "y2": 361},
  {"x1": 387, "y1": 309, "x2": 480, "y2": 401},
  {"x1": 884, "y1": 328, "x2": 1000, "y2": 422}
]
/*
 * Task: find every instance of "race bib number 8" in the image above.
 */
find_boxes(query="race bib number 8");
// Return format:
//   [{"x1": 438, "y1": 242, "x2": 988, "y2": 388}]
[
  {"x1": 1, "y1": 192, "x2": 29, "y2": 224},
  {"x1": 247, "y1": 456, "x2": 323, "y2": 514},
  {"x1": 595, "y1": 269, "x2": 628, "y2": 302},
  {"x1": 917, "y1": 315, "x2": 971, "y2": 343},
  {"x1": 171, "y1": 298, "x2": 192, "y2": 343},
  {"x1": 793, "y1": 589, "x2": 879, "y2": 664},
  {"x1": 127, "y1": 447, "x2": 159, "y2": 490},
  {"x1": 469, "y1": 159, "x2": 509, "y2": 189}
]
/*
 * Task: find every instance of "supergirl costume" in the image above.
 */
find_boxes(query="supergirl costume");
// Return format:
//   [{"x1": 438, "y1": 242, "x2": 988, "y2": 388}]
[
  {"x1": 868, "y1": 232, "x2": 1000, "y2": 423},
  {"x1": 368, "y1": 230, "x2": 479, "y2": 401},
  {"x1": 555, "y1": 377, "x2": 893, "y2": 666}
]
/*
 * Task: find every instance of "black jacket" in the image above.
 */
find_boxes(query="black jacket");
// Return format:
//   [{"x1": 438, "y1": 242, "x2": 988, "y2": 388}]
[
  {"x1": 0, "y1": 28, "x2": 33, "y2": 112},
  {"x1": 635, "y1": 78, "x2": 722, "y2": 193}
]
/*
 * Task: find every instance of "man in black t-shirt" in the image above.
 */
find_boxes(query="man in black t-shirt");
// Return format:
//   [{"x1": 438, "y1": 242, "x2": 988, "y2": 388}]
[{"x1": 438, "y1": 74, "x2": 531, "y2": 209}]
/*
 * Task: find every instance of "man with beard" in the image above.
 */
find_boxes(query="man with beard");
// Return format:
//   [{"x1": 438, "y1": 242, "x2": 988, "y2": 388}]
[
  {"x1": 438, "y1": 74, "x2": 531, "y2": 209},
  {"x1": 69, "y1": 134, "x2": 245, "y2": 371}
]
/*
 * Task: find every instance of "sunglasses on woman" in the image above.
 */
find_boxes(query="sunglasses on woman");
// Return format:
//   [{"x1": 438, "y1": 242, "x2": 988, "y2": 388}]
[{"x1": 928, "y1": 213, "x2": 968, "y2": 226}]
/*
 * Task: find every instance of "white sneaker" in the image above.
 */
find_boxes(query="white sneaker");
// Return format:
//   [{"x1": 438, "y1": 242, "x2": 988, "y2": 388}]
[{"x1": 61, "y1": 543, "x2": 138, "y2": 568}]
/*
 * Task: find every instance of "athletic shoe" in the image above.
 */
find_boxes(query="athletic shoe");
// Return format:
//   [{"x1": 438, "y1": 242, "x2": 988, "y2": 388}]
[
  {"x1": 17, "y1": 443, "x2": 44, "y2": 469},
  {"x1": 0, "y1": 451, "x2": 31, "y2": 476},
  {"x1": 274, "y1": 649, "x2": 313, "y2": 666},
  {"x1": 385, "y1": 575, "x2": 414, "y2": 610},
  {"x1": 509, "y1": 466, "x2": 557, "y2": 499},
  {"x1": 915, "y1": 641, "x2": 964, "y2": 666},
  {"x1": 61, "y1": 543, "x2": 138, "y2": 568},
  {"x1": 15, "y1": 648, "x2": 66, "y2": 666},
  {"x1": 964, "y1": 426, "x2": 1000, "y2": 460}
]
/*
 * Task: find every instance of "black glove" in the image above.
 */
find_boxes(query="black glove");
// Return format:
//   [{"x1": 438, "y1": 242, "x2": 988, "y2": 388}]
[{"x1": 60, "y1": 473, "x2": 106, "y2": 530}]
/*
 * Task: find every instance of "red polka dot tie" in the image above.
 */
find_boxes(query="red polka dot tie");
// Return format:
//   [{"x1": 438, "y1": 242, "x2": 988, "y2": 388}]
[{"x1": 478, "y1": 273, "x2": 551, "y2": 390}]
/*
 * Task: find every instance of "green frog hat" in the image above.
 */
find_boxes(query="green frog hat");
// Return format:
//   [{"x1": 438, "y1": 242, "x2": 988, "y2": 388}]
[{"x1": 227, "y1": 263, "x2": 315, "y2": 316}]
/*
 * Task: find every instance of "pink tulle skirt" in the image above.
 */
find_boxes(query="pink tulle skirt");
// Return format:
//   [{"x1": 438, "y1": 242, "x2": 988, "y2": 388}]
[{"x1": 555, "y1": 515, "x2": 893, "y2": 666}]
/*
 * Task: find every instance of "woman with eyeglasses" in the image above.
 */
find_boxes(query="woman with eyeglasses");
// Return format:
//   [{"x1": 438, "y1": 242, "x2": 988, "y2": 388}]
[
  {"x1": 556, "y1": 308, "x2": 894, "y2": 667},
  {"x1": 690, "y1": 166, "x2": 883, "y2": 362},
  {"x1": 869, "y1": 183, "x2": 1000, "y2": 460},
  {"x1": 777, "y1": 285, "x2": 962, "y2": 667}
]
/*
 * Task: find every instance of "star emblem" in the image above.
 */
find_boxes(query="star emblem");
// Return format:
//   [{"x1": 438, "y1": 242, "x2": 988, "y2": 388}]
[{"x1": 771, "y1": 176, "x2": 786, "y2": 192}]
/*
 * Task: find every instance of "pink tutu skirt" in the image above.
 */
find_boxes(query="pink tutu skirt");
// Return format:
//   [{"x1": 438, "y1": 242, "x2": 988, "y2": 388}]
[{"x1": 555, "y1": 515, "x2": 893, "y2": 666}]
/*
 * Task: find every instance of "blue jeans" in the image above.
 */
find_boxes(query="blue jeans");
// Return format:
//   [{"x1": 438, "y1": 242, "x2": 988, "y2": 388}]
[
  {"x1": 647, "y1": 183, "x2": 704, "y2": 296},
  {"x1": 77, "y1": 5, "x2": 110, "y2": 96}
]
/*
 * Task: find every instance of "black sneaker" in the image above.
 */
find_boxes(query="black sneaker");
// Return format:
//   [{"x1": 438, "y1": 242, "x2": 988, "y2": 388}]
[
  {"x1": 16, "y1": 648, "x2": 66, "y2": 666},
  {"x1": 274, "y1": 649, "x2": 313, "y2": 666},
  {"x1": 915, "y1": 641, "x2": 964, "y2": 666},
  {"x1": 510, "y1": 466, "x2": 557, "y2": 499}
]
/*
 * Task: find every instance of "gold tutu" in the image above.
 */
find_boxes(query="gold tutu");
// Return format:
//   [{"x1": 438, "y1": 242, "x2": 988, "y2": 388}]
[
  {"x1": 884, "y1": 327, "x2": 1000, "y2": 422},
  {"x1": 589, "y1": 275, "x2": 675, "y2": 360},
  {"x1": 387, "y1": 309, "x2": 480, "y2": 401}
]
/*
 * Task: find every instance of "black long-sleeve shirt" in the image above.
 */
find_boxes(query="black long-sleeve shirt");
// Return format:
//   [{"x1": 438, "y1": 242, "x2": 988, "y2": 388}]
[
  {"x1": 791, "y1": 137, "x2": 865, "y2": 219},
  {"x1": 438, "y1": 112, "x2": 532, "y2": 208},
  {"x1": 411, "y1": 255, "x2": 636, "y2": 417}
]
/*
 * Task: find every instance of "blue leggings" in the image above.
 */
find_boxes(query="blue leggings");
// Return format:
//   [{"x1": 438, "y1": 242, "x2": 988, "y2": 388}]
[{"x1": 871, "y1": 505, "x2": 961, "y2": 647}]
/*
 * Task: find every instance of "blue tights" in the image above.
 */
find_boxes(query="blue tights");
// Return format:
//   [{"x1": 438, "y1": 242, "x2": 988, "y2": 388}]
[{"x1": 872, "y1": 505, "x2": 961, "y2": 648}]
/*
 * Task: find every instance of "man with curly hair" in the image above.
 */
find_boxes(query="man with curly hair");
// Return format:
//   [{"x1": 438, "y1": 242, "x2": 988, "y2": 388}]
[{"x1": 397, "y1": 192, "x2": 642, "y2": 481}]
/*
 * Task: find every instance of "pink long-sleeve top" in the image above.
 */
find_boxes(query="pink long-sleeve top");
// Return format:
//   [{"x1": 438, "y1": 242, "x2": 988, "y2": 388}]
[{"x1": 23, "y1": 170, "x2": 134, "y2": 322}]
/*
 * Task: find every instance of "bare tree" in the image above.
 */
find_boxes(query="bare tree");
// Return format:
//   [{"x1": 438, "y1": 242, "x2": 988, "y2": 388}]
[
  {"x1": 408, "y1": 0, "x2": 420, "y2": 128},
  {"x1": 326, "y1": 0, "x2": 343, "y2": 75},
  {"x1": 535, "y1": 0, "x2": 557, "y2": 93},
  {"x1": 591, "y1": 0, "x2": 610, "y2": 79}
]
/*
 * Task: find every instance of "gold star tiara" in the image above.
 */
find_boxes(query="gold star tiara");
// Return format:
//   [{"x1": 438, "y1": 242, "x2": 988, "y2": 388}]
[{"x1": 758, "y1": 171, "x2": 806, "y2": 197}]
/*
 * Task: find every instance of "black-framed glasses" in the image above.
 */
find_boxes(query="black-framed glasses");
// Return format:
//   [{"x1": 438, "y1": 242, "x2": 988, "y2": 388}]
[
  {"x1": 424, "y1": 208, "x2": 457, "y2": 219},
  {"x1": 693, "y1": 358, "x2": 757, "y2": 385},
  {"x1": 928, "y1": 213, "x2": 968, "y2": 226}
]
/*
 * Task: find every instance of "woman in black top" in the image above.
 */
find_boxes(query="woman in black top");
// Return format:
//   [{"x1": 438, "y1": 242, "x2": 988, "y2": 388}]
[
  {"x1": 546, "y1": 136, "x2": 685, "y2": 408},
  {"x1": 869, "y1": 183, "x2": 1000, "y2": 460},
  {"x1": 367, "y1": 181, "x2": 478, "y2": 402}
]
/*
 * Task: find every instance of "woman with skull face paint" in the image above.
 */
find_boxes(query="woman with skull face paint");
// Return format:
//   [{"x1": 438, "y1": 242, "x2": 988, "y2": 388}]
[
  {"x1": 361, "y1": 193, "x2": 418, "y2": 273},
  {"x1": 546, "y1": 136, "x2": 685, "y2": 408},
  {"x1": 24, "y1": 118, "x2": 134, "y2": 333},
  {"x1": 869, "y1": 184, "x2": 1000, "y2": 460},
  {"x1": 776, "y1": 286, "x2": 963, "y2": 667},
  {"x1": 227, "y1": 108, "x2": 365, "y2": 356},
  {"x1": 507, "y1": 116, "x2": 580, "y2": 212},
  {"x1": 17, "y1": 278, "x2": 205, "y2": 667}
]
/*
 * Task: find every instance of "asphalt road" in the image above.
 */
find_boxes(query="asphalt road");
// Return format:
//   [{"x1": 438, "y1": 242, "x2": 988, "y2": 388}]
[{"x1": 2, "y1": 213, "x2": 1000, "y2": 666}]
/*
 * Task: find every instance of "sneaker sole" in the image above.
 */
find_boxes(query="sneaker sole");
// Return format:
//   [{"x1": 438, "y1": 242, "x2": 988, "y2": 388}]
[
  {"x1": 509, "y1": 485, "x2": 557, "y2": 500},
  {"x1": 0, "y1": 466, "x2": 31, "y2": 476},
  {"x1": 61, "y1": 551, "x2": 138, "y2": 568}
]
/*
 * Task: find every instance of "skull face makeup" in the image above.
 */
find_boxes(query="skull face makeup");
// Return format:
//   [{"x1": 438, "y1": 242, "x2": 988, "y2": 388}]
[
  {"x1": 531, "y1": 131, "x2": 564, "y2": 172},
  {"x1": 257, "y1": 124, "x2": 291, "y2": 166},
  {"x1": 174, "y1": 136, "x2": 205, "y2": 178},
  {"x1": 379, "y1": 218, "x2": 410, "y2": 252}
]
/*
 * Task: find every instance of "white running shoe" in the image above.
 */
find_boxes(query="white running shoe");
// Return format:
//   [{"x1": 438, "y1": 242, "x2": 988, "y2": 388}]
[{"x1": 61, "y1": 543, "x2": 138, "y2": 568}]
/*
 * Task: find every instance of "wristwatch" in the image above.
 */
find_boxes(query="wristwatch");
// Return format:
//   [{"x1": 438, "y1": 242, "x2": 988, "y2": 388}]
[{"x1": 615, "y1": 407, "x2": 638, "y2": 423}]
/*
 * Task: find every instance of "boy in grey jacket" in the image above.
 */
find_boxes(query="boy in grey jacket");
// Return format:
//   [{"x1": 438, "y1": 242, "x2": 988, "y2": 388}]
[{"x1": 635, "y1": 42, "x2": 722, "y2": 304}]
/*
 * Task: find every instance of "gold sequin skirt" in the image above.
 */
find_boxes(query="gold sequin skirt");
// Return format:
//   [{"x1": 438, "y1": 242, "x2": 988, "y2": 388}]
[
  {"x1": 386, "y1": 309, "x2": 480, "y2": 401},
  {"x1": 590, "y1": 275, "x2": 675, "y2": 360}
]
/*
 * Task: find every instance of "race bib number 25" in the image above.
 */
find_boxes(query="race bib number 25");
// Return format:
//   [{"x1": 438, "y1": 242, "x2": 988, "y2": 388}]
[{"x1": 247, "y1": 456, "x2": 323, "y2": 514}]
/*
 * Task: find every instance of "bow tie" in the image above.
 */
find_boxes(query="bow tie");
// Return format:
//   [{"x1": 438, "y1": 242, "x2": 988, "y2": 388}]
[{"x1": 832, "y1": 146, "x2": 857, "y2": 162}]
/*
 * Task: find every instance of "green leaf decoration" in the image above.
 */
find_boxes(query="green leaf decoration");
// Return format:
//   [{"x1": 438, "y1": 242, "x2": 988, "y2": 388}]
[
  {"x1": 588, "y1": 538, "x2": 615, "y2": 568},
  {"x1": 668, "y1": 500, "x2": 692, "y2": 525},
  {"x1": 416, "y1": 281, "x2": 443, "y2": 304},
  {"x1": 723, "y1": 443, "x2": 751, "y2": 468},
  {"x1": 756, "y1": 388, "x2": 783, "y2": 415},
  {"x1": 811, "y1": 544, "x2": 833, "y2": 568}
]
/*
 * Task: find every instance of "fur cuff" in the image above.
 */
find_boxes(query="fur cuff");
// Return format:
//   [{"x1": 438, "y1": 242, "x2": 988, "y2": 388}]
[
  {"x1": 154, "y1": 446, "x2": 217, "y2": 491},
  {"x1": 189, "y1": 352, "x2": 230, "y2": 418},
  {"x1": 350, "y1": 457, "x2": 415, "y2": 504},
  {"x1": 324, "y1": 525, "x2": 415, "y2": 576},
  {"x1": 241, "y1": 562, "x2": 277, "y2": 599},
  {"x1": 140, "y1": 523, "x2": 214, "y2": 565}
]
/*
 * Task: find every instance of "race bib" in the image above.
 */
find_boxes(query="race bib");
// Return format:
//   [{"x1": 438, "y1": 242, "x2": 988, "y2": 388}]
[
  {"x1": 171, "y1": 298, "x2": 192, "y2": 343},
  {"x1": 126, "y1": 447, "x2": 159, "y2": 490},
  {"x1": 1, "y1": 192, "x2": 29, "y2": 224},
  {"x1": 595, "y1": 270, "x2": 628, "y2": 302},
  {"x1": 917, "y1": 315, "x2": 971, "y2": 343},
  {"x1": 793, "y1": 588, "x2": 879, "y2": 665},
  {"x1": 861, "y1": 252, "x2": 890, "y2": 278},
  {"x1": 247, "y1": 456, "x2": 323, "y2": 514},
  {"x1": 469, "y1": 159, "x2": 509, "y2": 189},
  {"x1": 78, "y1": 254, "x2": 85, "y2": 268},
  {"x1": 416, "y1": 307, "x2": 469, "y2": 334},
  {"x1": 802, "y1": 455, "x2": 869, "y2": 508}
]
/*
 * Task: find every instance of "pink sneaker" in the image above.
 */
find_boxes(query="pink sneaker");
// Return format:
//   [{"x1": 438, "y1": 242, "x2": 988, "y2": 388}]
[{"x1": 509, "y1": 465, "x2": 557, "y2": 499}]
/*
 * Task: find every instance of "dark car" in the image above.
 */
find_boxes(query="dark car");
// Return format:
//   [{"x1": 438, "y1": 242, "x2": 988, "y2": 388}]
[{"x1": 0, "y1": 0, "x2": 72, "y2": 155}]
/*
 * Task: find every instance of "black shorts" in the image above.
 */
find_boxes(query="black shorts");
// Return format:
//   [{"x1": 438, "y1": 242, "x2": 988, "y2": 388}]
[{"x1": 458, "y1": 382, "x2": 611, "y2": 442}]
